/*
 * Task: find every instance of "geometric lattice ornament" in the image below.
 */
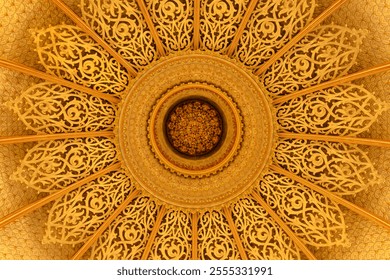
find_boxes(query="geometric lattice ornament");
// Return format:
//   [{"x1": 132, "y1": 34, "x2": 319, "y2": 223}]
[
  {"x1": 44, "y1": 170, "x2": 135, "y2": 245},
  {"x1": 7, "y1": 82, "x2": 116, "y2": 134},
  {"x1": 273, "y1": 139, "x2": 380, "y2": 196},
  {"x1": 262, "y1": 24, "x2": 366, "y2": 97},
  {"x1": 11, "y1": 138, "x2": 117, "y2": 193},
  {"x1": 257, "y1": 171, "x2": 347, "y2": 247},
  {"x1": 234, "y1": 0, "x2": 315, "y2": 70},
  {"x1": 80, "y1": 0, "x2": 159, "y2": 70}
]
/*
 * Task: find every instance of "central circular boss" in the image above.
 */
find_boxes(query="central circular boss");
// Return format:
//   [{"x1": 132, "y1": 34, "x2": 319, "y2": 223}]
[
  {"x1": 166, "y1": 99, "x2": 223, "y2": 156},
  {"x1": 148, "y1": 83, "x2": 242, "y2": 177},
  {"x1": 118, "y1": 52, "x2": 275, "y2": 210}
]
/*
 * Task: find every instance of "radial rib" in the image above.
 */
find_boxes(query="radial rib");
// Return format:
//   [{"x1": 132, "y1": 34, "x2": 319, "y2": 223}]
[
  {"x1": 254, "y1": 0, "x2": 349, "y2": 75},
  {"x1": 273, "y1": 62, "x2": 390, "y2": 105},
  {"x1": 223, "y1": 207, "x2": 248, "y2": 260},
  {"x1": 193, "y1": 0, "x2": 201, "y2": 50},
  {"x1": 0, "y1": 162, "x2": 121, "y2": 229},
  {"x1": 72, "y1": 190, "x2": 141, "y2": 260},
  {"x1": 251, "y1": 192, "x2": 317, "y2": 260},
  {"x1": 49, "y1": 0, "x2": 138, "y2": 77},
  {"x1": 0, "y1": 131, "x2": 114, "y2": 145},
  {"x1": 141, "y1": 205, "x2": 167, "y2": 260},
  {"x1": 192, "y1": 212, "x2": 198, "y2": 260},
  {"x1": 279, "y1": 132, "x2": 390, "y2": 148},
  {"x1": 270, "y1": 165, "x2": 390, "y2": 232},
  {"x1": 0, "y1": 59, "x2": 120, "y2": 104},
  {"x1": 226, "y1": 0, "x2": 259, "y2": 56},
  {"x1": 135, "y1": 0, "x2": 166, "y2": 56}
]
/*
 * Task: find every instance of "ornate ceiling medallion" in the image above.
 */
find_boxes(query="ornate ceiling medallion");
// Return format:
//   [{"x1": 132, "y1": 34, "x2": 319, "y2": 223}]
[
  {"x1": 118, "y1": 52, "x2": 276, "y2": 210},
  {"x1": 148, "y1": 82, "x2": 242, "y2": 177},
  {"x1": 165, "y1": 98, "x2": 223, "y2": 157}
]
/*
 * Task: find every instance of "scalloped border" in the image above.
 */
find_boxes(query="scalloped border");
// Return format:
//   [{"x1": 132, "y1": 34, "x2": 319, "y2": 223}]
[{"x1": 115, "y1": 50, "x2": 278, "y2": 213}]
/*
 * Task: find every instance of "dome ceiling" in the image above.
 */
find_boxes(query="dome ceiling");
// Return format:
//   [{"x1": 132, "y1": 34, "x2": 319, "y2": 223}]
[{"x1": 0, "y1": 0, "x2": 389, "y2": 260}]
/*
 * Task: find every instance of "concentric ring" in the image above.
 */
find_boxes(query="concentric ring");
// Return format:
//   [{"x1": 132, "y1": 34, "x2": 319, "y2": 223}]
[
  {"x1": 148, "y1": 83, "x2": 242, "y2": 177},
  {"x1": 118, "y1": 52, "x2": 276, "y2": 210}
]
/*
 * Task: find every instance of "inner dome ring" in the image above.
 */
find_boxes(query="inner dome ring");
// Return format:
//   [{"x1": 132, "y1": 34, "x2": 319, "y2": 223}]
[{"x1": 118, "y1": 52, "x2": 275, "y2": 210}]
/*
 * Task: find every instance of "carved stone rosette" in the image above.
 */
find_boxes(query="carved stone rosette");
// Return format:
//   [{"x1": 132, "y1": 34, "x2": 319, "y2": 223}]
[
  {"x1": 117, "y1": 52, "x2": 276, "y2": 211},
  {"x1": 149, "y1": 82, "x2": 242, "y2": 177}
]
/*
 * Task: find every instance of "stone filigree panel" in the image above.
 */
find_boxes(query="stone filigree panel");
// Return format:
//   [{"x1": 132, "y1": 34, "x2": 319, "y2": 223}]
[
  {"x1": 257, "y1": 171, "x2": 347, "y2": 247},
  {"x1": 262, "y1": 24, "x2": 365, "y2": 97},
  {"x1": 145, "y1": 0, "x2": 193, "y2": 52},
  {"x1": 11, "y1": 137, "x2": 117, "y2": 193},
  {"x1": 89, "y1": 196, "x2": 158, "y2": 260},
  {"x1": 80, "y1": 0, "x2": 158, "y2": 71},
  {"x1": 33, "y1": 24, "x2": 129, "y2": 95},
  {"x1": 198, "y1": 210, "x2": 241, "y2": 259},
  {"x1": 276, "y1": 84, "x2": 388, "y2": 136},
  {"x1": 234, "y1": 0, "x2": 315, "y2": 70},
  {"x1": 8, "y1": 82, "x2": 116, "y2": 134},
  {"x1": 44, "y1": 171, "x2": 135, "y2": 245},
  {"x1": 232, "y1": 197, "x2": 301, "y2": 260},
  {"x1": 274, "y1": 139, "x2": 380, "y2": 196},
  {"x1": 200, "y1": 0, "x2": 250, "y2": 52},
  {"x1": 148, "y1": 210, "x2": 192, "y2": 260}
]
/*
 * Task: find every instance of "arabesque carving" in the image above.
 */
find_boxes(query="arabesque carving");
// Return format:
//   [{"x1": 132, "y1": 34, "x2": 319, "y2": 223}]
[
  {"x1": 198, "y1": 210, "x2": 241, "y2": 259},
  {"x1": 149, "y1": 210, "x2": 192, "y2": 260},
  {"x1": 33, "y1": 24, "x2": 129, "y2": 95},
  {"x1": 262, "y1": 24, "x2": 365, "y2": 97},
  {"x1": 8, "y1": 82, "x2": 116, "y2": 134},
  {"x1": 232, "y1": 196, "x2": 301, "y2": 259},
  {"x1": 145, "y1": 0, "x2": 194, "y2": 52},
  {"x1": 276, "y1": 84, "x2": 388, "y2": 136},
  {"x1": 44, "y1": 170, "x2": 135, "y2": 245},
  {"x1": 0, "y1": 0, "x2": 388, "y2": 262},
  {"x1": 257, "y1": 171, "x2": 347, "y2": 247},
  {"x1": 273, "y1": 139, "x2": 380, "y2": 195},
  {"x1": 89, "y1": 195, "x2": 158, "y2": 260},
  {"x1": 11, "y1": 137, "x2": 117, "y2": 193},
  {"x1": 200, "y1": 0, "x2": 250, "y2": 52},
  {"x1": 80, "y1": 0, "x2": 159, "y2": 70},
  {"x1": 234, "y1": 0, "x2": 315, "y2": 70}
]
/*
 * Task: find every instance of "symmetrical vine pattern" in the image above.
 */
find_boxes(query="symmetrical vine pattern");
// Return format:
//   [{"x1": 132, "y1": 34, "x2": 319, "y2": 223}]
[
  {"x1": 89, "y1": 195, "x2": 158, "y2": 260},
  {"x1": 274, "y1": 139, "x2": 380, "y2": 196},
  {"x1": 11, "y1": 138, "x2": 117, "y2": 193},
  {"x1": 257, "y1": 171, "x2": 347, "y2": 247},
  {"x1": 148, "y1": 210, "x2": 192, "y2": 260},
  {"x1": 33, "y1": 25, "x2": 129, "y2": 95},
  {"x1": 80, "y1": 0, "x2": 159, "y2": 71},
  {"x1": 8, "y1": 82, "x2": 116, "y2": 133},
  {"x1": 44, "y1": 171, "x2": 135, "y2": 245},
  {"x1": 0, "y1": 0, "x2": 388, "y2": 261},
  {"x1": 197, "y1": 210, "x2": 241, "y2": 259},
  {"x1": 262, "y1": 24, "x2": 365, "y2": 97},
  {"x1": 145, "y1": 0, "x2": 194, "y2": 52},
  {"x1": 200, "y1": 0, "x2": 250, "y2": 52},
  {"x1": 276, "y1": 84, "x2": 388, "y2": 136},
  {"x1": 232, "y1": 196, "x2": 301, "y2": 259},
  {"x1": 234, "y1": 0, "x2": 315, "y2": 70}
]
